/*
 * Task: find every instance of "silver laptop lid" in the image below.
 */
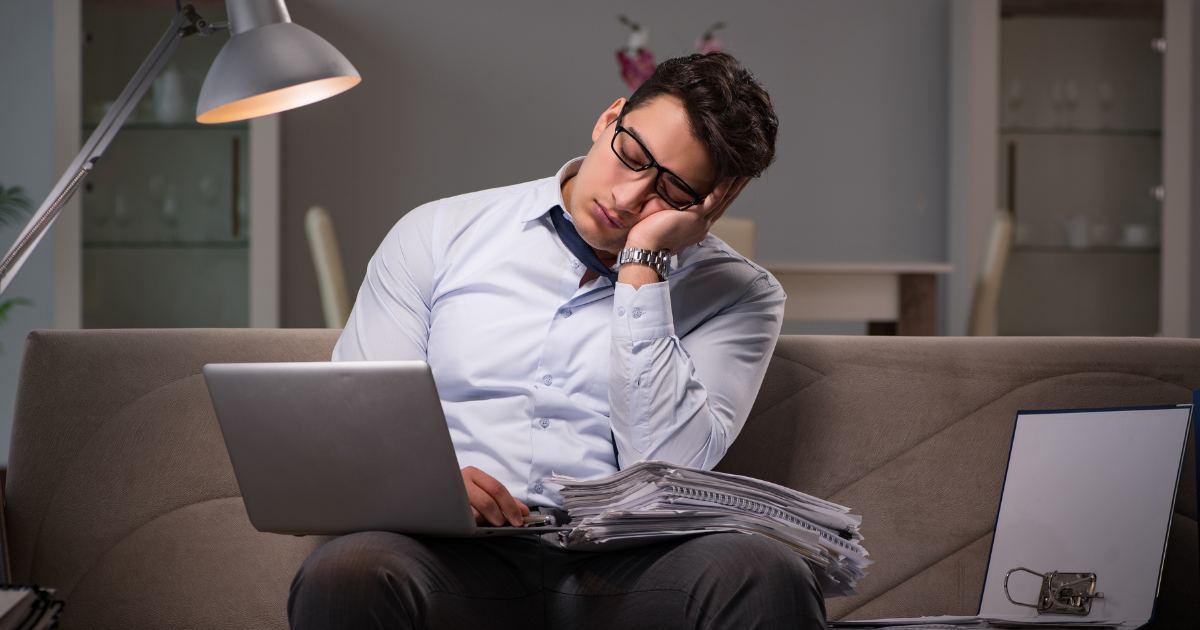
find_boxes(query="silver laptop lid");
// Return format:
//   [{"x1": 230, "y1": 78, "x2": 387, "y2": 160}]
[
  {"x1": 204, "y1": 361, "x2": 478, "y2": 536},
  {"x1": 979, "y1": 405, "x2": 1193, "y2": 627}
]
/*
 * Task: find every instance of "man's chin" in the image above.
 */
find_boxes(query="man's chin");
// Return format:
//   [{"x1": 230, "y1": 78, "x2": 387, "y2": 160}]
[
  {"x1": 571, "y1": 210, "x2": 626, "y2": 253},
  {"x1": 581, "y1": 231, "x2": 625, "y2": 255}
]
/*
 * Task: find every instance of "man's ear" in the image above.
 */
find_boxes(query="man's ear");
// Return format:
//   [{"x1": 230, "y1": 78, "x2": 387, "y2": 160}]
[{"x1": 591, "y1": 98, "x2": 627, "y2": 143}]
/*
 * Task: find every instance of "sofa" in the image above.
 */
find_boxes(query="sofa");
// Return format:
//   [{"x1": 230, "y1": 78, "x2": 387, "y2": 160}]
[{"x1": 5, "y1": 329, "x2": 1197, "y2": 628}]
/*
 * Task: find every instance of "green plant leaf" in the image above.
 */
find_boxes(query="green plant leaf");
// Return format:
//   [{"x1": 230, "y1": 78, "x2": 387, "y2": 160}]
[
  {"x1": 0, "y1": 183, "x2": 35, "y2": 230},
  {"x1": 0, "y1": 297, "x2": 33, "y2": 325}
]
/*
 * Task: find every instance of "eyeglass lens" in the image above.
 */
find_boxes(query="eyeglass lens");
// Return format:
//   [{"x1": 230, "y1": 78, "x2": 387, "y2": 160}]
[{"x1": 612, "y1": 128, "x2": 700, "y2": 210}]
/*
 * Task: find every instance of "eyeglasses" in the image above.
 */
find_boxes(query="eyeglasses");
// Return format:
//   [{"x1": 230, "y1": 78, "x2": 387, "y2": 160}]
[{"x1": 610, "y1": 109, "x2": 706, "y2": 211}]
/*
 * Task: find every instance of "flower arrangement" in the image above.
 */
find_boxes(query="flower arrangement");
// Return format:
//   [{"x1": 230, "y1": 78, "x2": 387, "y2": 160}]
[
  {"x1": 616, "y1": 15, "x2": 655, "y2": 91},
  {"x1": 696, "y1": 22, "x2": 726, "y2": 54},
  {"x1": 616, "y1": 18, "x2": 728, "y2": 91}
]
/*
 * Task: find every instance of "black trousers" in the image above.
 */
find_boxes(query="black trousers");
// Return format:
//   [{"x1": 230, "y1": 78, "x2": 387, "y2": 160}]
[{"x1": 288, "y1": 531, "x2": 827, "y2": 630}]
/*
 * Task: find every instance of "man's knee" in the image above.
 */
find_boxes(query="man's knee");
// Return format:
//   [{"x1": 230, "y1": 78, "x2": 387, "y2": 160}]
[
  {"x1": 294, "y1": 531, "x2": 425, "y2": 590},
  {"x1": 688, "y1": 533, "x2": 815, "y2": 581},
  {"x1": 679, "y1": 533, "x2": 826, "y2": 628},
  {"x1": 289, "y1": 532, "x2": 429, "y2": 629}
]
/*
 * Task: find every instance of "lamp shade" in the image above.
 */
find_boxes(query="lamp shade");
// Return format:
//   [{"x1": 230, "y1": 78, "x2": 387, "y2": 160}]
[{"x1": 196, "y1": 21, "x2": 360, "y2": 124}]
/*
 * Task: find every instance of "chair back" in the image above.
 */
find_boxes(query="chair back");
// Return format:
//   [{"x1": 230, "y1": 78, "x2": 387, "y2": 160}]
[
  {"x1": 709, "y1": 216, "x2": 755, "y2": 259},
  {"x1": 968, "y1": 209, "x2": 1014, "y2": 336},
  {"x1": 304, "y1": 205, "x2": 352, "y2": 328}
]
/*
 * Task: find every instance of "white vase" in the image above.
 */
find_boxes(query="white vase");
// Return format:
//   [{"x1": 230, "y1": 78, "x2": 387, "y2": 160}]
[{"x1": 154, "y1": 67, "x2": 188, "y2": 125}]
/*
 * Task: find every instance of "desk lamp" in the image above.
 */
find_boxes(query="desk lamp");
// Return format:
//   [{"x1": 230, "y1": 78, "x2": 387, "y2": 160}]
[{"x1": 0, "y1": 0, "x2": 360, "y2": 297}]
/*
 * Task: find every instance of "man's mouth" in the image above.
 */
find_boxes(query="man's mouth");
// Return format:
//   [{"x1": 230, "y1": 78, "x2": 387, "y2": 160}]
[{"x1": 592, "y1": 202, "x2": 626, "y2": 230}]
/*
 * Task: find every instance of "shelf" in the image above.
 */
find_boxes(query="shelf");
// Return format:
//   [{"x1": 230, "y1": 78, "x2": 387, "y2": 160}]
[
  {"x1": 1011, "y1": 245, "x2": 1160, "y2": 254},
  {"x1": 999, "y1": 127, "x2": 1161, "y2": 138},
  {"x1": 83, "y1": 241, "x2": 248, "y2": 249},
  {"x1": 82, "y1": 121, "x2": 248, "y2": 131}
]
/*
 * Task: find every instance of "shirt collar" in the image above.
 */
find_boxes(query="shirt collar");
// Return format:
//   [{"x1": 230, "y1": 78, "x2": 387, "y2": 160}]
[{"x1": 520, "y1": 157, "x2": 586, "y2": 223}]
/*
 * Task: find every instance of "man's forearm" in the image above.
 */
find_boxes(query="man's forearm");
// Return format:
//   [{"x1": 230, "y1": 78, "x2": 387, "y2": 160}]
[
  {"x1": 608, "y1": 281, "x2": 728, "y2": 470},
  {"x1": 616, "y1": 261, "x2": 661, "y2": 290},
  {"x1": 608, "y1": 270, "x2": 786, "y2": 471}
]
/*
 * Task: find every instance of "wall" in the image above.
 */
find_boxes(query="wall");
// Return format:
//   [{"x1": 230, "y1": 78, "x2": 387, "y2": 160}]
[
  {"x1": 0, "y1": 0, "x2": 58, "y2": 467},
  {"x1": 1192, "y1": 0, "x2": 1200, "y2": 336},
  {"x1": 279, "y1": 0, "x2": 952, "y2": 328}
]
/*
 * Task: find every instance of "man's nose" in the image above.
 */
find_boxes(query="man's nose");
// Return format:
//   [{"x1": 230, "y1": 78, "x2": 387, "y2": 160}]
[{"x1": 612, "y1": 171, "x2": 658, "y2": 214}]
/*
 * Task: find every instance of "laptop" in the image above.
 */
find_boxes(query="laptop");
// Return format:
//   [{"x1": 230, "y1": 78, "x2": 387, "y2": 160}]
[
  {"x1": 830, "y1": 404, "x2": 1193, "y2": 630},
  {"x1": 203, "y1": 361, "x2": 570, "y2": 537}
]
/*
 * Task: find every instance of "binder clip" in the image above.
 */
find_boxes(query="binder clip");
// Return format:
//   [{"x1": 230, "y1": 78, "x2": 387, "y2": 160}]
[{"x1": 1004, "y1": 567, "x2": 1104, "y2": 615}]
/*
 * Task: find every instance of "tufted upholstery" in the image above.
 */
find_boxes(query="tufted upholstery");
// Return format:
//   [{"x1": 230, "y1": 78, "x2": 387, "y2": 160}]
[{"x1": 5, "y1": 330, "x2": 1198, "y2": 628}]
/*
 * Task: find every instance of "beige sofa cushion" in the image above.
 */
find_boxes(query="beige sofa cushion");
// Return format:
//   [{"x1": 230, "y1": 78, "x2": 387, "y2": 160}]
[
  {"x1": 6, "y1": 331, "x2": 1198, "y2": 629},
  {"x1": 8, "y1": 329, "x2": 341, "y2": 629}
]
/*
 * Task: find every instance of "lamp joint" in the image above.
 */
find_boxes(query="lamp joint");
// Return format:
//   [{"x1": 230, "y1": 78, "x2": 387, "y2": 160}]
[{"x1": 178, "y1": 4, "x2": 230, "y2": 39}]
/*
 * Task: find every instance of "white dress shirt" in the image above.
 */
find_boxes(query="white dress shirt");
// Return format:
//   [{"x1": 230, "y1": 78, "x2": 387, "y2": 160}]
[{"x1": 333, "y1": 158, "x2": 785, "y2": 508}]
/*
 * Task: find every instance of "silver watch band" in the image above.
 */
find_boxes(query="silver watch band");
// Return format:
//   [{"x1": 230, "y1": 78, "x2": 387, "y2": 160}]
[{"x1": 617, "y1": 247, "x2": 670, "y2": 281}]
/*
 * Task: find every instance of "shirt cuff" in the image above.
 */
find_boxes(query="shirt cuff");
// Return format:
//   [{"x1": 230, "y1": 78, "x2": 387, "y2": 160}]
[{"x1": 613, "y1": 281, "x2": 675, "y2": 342}]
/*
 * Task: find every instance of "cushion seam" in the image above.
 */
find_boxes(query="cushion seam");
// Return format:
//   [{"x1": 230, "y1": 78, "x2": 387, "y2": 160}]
[
  {"x1": 834, "y1": 530, "x2": 994, "y2": 620},
  {"x1": 826, "y1": 372, "x2": 1193, "y2": 498}
]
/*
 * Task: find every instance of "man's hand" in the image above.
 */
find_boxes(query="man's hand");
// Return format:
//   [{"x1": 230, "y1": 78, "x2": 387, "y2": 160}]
[
  {"x1": 461, "y1": 466, "x2": 530, "y2": 526},
  {"x1": 623, "y1": 175, "x2": 752, "y2": 255}
]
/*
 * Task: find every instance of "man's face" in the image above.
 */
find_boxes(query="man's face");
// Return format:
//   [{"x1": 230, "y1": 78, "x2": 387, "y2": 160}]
[{"x1": 564, "y1": 96, "x2": 716, "y2": 254}]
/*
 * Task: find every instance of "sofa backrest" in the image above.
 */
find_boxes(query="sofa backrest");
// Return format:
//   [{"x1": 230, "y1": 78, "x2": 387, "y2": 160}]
[
  {"x1": 7, "y1": 329, "x2": 341, "y2": 629},
  {"x1": 717, "y1": 335, "x2": 1199, "y2": 628},
  {"x1": 6, "y1": 331, "x2": 1198, "y2": 629}
]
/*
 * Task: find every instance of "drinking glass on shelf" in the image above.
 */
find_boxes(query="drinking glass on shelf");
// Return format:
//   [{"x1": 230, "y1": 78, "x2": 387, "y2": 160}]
[
  {"x1": 162, "y1": 183, "x2": 179, "y2": 241},
  {"x1": 89, "y1": 191, "x2": 111, "y2": 242},
  {"x1": 1013, "y1": 221, "x2": 1036, "y2": 246},
  {"x1": 1051, "y1": 82, "x2": 1064, "y2": 128},
  {"x1": 1097, "y1": 81, "x2": 1114, "y2": 128},
  {"x1": 113, "y1": 186, "x2": 132, "y2": 243},
  {"x1": 1005, "y1": 80, "x2": 1023, "y2": 127},
  {"x1": 1063, "y1": 81, "x2": 1079, "y2": 128}
]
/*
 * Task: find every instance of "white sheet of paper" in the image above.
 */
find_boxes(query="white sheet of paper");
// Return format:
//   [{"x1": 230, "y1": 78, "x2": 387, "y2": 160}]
[{"x1": 977, "y1": 406, "x2": 1192, "y2": 626}]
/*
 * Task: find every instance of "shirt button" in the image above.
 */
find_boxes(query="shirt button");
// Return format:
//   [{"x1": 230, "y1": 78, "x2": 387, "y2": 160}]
[
  {"x1": 540, "y1": 418, "x2": 550, "y2": 429},
  {"x1": 534, "y1": 483, "x2": 544, "y2": 494},
  {"x1": 561, "y1": 308, "x2": 572, "y2": 318},
  {"x1": 632, "y1": 307, "x2": 643, "y2": 319},
  {"x1": 542, "y1": 375, "x2": 553, "y2": 386},
  {"x1": 617, "y1": 307, "x2": 625, "y2": 316},
  {"x1": 571, "y1": 260, "x2": 580, "y2": 268}
]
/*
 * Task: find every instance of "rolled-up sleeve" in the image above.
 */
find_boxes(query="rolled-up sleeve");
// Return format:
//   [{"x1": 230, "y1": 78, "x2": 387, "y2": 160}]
[
  {"x1": 332, "y1": 202, "x2": 439, "y2": 362},
  {"x1": 609, "y1": 271, "x2": 785, "y2": 470}
]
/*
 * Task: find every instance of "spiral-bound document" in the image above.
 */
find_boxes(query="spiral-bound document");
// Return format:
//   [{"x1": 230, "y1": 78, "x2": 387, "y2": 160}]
[{"x1": 547, "y1": 460, "x2": 871, "y2": 597}]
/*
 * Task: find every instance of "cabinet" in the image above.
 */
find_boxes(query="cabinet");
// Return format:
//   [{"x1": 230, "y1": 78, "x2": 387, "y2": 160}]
[
  {"x1": 996, "y1": 12, "x2": 1166, "y2": 336},
  {"x1": 78, "y1": 0, "x2": 277, "y2": 328}
]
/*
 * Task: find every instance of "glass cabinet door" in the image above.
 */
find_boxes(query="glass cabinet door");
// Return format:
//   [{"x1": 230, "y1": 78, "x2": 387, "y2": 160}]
[
  {"x1": 997, "y1": 13, "x2": 1163, "y2": 336},
  {"x1": 81, "y1": 1, "x2": 249, "y2": 328}
]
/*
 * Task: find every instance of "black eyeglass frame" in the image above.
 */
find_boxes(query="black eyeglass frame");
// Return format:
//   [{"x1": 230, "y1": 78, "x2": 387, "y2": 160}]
[{"x1": 610, "y1": 109, "x2": 707, "y2": 211}]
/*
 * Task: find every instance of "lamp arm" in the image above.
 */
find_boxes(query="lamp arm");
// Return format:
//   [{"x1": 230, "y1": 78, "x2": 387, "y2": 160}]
[{"x1": 0, "y1": 6, "x2": 214, "y2": 297}]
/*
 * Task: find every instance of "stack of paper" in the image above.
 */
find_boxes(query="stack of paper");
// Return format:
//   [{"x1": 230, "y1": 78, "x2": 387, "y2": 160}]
[
  {"x1": 547, "y1": 460, "x2": 870, "y2": 596},
  {"x1": 0, "y1": 585, "x2": 63, "y2": 630}
]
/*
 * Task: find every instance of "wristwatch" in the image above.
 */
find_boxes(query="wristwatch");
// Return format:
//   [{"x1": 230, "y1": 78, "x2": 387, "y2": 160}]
[{"x1": 617, "y1": 247, "x2": 671, "y2": 281}]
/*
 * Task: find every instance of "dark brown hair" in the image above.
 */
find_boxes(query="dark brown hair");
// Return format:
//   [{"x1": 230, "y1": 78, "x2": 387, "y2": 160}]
[{"x1": 627, "y1": 52, "x2": 778, "y2": 181}]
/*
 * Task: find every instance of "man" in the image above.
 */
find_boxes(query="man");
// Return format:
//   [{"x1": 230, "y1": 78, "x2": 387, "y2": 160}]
[{"x1": 288, "y1": 53, "x2": 824, "y2": 629}]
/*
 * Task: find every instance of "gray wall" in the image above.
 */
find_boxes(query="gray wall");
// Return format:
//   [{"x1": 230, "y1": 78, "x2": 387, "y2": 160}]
[
  {"x1": 1192, "y1": 0, "x2": 1200, "y2": 337},
  {"x1": 0, "y1": 0, "x2": 57, "y2": 467},
  {"x1": 279, "y1": 0, "x2": 951, "y2": 327}
]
